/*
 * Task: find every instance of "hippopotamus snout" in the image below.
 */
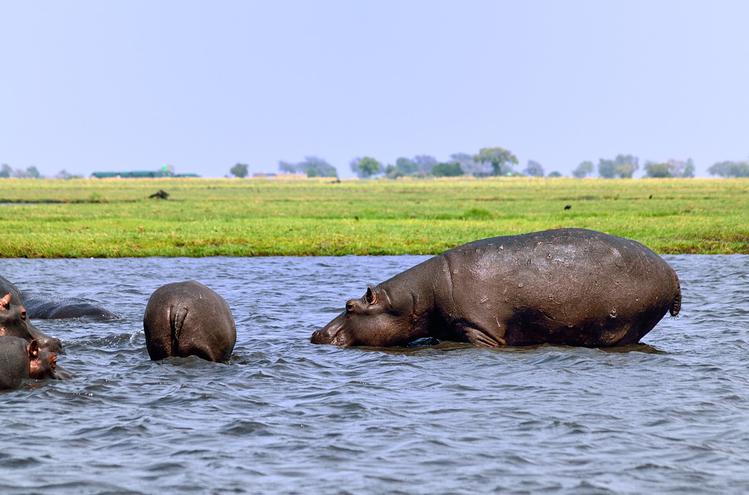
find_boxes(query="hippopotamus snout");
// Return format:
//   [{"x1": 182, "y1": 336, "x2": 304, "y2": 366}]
[
  {"x1": 311, "y1": 313, "x2": 349, "y2": 345},
  {"x1": 37, "y1": 335, "x2": 63, "y2": 354}
]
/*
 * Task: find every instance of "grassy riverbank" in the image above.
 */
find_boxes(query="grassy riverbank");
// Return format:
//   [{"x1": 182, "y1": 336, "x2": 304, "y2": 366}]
[{"x1": 0, "y1": 177, "x2": 746, "y2": 257}]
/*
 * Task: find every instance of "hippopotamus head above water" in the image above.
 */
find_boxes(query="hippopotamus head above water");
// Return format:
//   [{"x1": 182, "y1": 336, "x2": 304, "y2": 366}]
[
  {"x1": 312, "y1": 285, "x2": 432, "y2": 347},
  {"x1": 312, "y1": 228, "x2": 682, "y2": 348},
  {"x1": 0, "y1": 336, "x2": 58, "y2": 389},
  {"x1": 143, "y1": 281, "x2": 237, "y2": 362},
  {"x1": 0, "y1": 293, "x2": 62, "y2": 353}
]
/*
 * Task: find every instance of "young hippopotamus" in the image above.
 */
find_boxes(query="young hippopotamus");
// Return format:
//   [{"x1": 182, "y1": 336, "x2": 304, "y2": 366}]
[
  {"x1": 312, "y1": 228, "x2": 681, "y2": 348},
  {"x1": 143, "y1": 281, "x2": 237, "y2": 362},
  {"x1": 0, "y1": 293, "x2": 63, "y2": 353},
  {"x1": 0, "y1": 336, "x2": 58, "y2": 389}
]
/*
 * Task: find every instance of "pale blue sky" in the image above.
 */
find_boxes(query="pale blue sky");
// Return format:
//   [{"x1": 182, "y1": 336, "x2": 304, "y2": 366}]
[{"x1": 2, "y1": 0, "x2": 748, "y2": 177}]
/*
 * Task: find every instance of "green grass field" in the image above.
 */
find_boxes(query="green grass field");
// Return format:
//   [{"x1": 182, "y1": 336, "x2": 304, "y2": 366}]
[{"x1": 0, "y1": 177, "x2": 746, "y2": 257}]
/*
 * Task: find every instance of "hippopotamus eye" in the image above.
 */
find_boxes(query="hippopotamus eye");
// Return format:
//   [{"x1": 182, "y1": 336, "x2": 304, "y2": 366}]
[{"x1": 365, "y1": 287, "x2": 377, "y2": 305}]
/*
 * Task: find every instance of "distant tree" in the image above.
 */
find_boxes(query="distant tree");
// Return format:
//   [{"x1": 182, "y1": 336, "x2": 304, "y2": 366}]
[
  {"x1": 615, "y1": 162, "x2": 638, "y2": 178},
  {"x1": 524, "y1": 160, "x2": 545, "y2": 177},
  {"x1": 278, "y1": 161, "x2": 297, "y2": 173},
  {"x1": 547, "y1": 171, "x2": 563, "y2": 177},
  {"x1": 644, "y1": 159, "x2": 696, "y2": 178},
  {"x1": 230, "y1": 163, "x2": 249, "y2": 178},
  {"x1": 598, "y1": 154, "x2": 638, "y2": 178},
  {"x1": 708, "y1": 160, "x2": 749, "y2": 177},
  {"x1": 572, "y1": 160, "x2": 594, "y2": 178},
  {"x1": 278, "y1": 156, "x2": 338, "y2": 177},
  {"x1": 644, "y1": 162, "x2": 672, "y2": 178},
  {"x1": 13, "y1": 166, "x2": 41, "y2": 178},
  {"x1": 450, "y1": 152, "x2": 488, "y2": 176},
  {"x1": 614, "y1": 154, "x2": 639, "y2": 178},
  {"x1": 384, "y1": 164, "x2": 399, "y2": 179},
  {"x1": 55, "y1": 169, "x2": 81, "y2": 179},
  {"x1": 0, "y1": 164, "x2": 11, "y2": 178},
  {"x1": 474, "y1": 147, "x2": 518, "y2": 176},
  {"x1": 412, "y1": 155, "x2": 438, "y2": 176},
  {"x1": 682, "y1": 158, "x2": 696, "y2": 178},
  {"x1": 393, "y1": 157, "x2": 419, "y2": 176},
  {"x1": 387, "y1": 155, "x2": 437, "y2": 177},
  {"x1": 597, "y1": 159, "x2": 617, "y2": 178},
  {"x1": 350, "y1": 156, "x2": 383, "y2": 178},
  {"x1": 432, "y1": 161, "x2": 464, "y2": 177}
]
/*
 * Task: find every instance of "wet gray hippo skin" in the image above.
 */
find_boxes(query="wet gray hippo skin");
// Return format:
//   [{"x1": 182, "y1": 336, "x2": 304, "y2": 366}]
[
  {"x1": 0, "y1": 275, "x2": 116, "y2": 321},
  {"x1": 21, "y1": 298, "x2": 117, "y2": 320},
  {"x1": 0, "y1": 293, "x2": 62, "y2": 353},
  {"x1": 143, "y1": 281, "x2": 237, "y2": 362},
  {"x1": 0, "y1": 336, "x2": 58, "y2": 390},
  {"x1": 312, "y1": 228, "x2": 681, "y2": 348}
]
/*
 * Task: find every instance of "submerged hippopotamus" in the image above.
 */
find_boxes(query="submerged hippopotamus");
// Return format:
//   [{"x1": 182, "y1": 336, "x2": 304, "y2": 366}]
[
  {"x1": 0, "y1": 275, "x2": 116, "y2": 321},
  {"x1": 0, "y1": 293, "x2": 62, "y2": 353},
  {"x1": 21, "y1": 298, "x2": 117, "y2": 320},
  {"x1": 143, "y1": 281, "x2": 237, "y2": 362},
  {"x1": 0, "y1": 336, "x2": 58, "y2": 389},
  {"x1": 312, "y1": 228, "x2": 681, "y2": 348}
]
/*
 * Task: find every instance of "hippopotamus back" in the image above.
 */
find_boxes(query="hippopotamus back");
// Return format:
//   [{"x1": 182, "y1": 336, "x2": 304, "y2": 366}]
[{"x1": 438, "y1": 228, "x2": 681, "y2": 346}]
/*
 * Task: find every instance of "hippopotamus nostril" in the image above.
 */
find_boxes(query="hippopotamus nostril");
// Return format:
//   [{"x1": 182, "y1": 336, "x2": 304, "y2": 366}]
[
  {"x1": 19, "y1": 307, "x2": 27, "y2": 320},
  {"x1": 345, "y1": 301, "x2": 354, "y2": 313}
]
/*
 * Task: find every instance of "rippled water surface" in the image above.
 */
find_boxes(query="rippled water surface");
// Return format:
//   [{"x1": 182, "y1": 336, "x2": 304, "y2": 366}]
[{"x1": 1, "y1": 255, "x2": 748, "y2": 494}]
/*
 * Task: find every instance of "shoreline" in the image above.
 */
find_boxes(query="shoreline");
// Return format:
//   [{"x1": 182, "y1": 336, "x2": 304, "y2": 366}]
[{"x1": 1, "y1": 177, "x2": 747, "y2": 257}]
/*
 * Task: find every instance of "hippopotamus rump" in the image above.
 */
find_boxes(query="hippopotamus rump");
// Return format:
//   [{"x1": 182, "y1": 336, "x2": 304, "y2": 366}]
[
  {"x1": 143, "y1": 281, "x2": 237, "y2": 362},
  {"x1": 0, "y1": 336, "x2": 58, "y2": 389},
  {"x1": 0, "y1": 293, "x2": 62, "y2": 353},
  {"x1": 312, "y1": 228, "x2": 681, "y2": 348}
]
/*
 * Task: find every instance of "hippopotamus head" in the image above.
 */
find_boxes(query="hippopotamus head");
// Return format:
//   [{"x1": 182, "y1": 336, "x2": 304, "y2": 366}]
[
  {"x1": 311, "y1": 285, "x2": 427, "y2": 347},
  {"x1": 0, "y1": 336, "x2": 58, "y2": 389},
  {"x1": 0, "y1": 293, "x2": 62, "y2": 353},
  {"x1": 26, "y1": 339, "x2": 58, "y2": 380}
]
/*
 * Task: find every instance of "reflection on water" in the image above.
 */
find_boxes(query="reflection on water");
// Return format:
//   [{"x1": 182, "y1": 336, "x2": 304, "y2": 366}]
[{"x1": 1, "y1": 255, "x2": 748, "y2": 493}]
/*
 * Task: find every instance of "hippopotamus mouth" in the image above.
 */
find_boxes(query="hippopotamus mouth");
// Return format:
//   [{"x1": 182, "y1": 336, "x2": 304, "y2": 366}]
[{"x1": 311, "y1": 314, "x2": 347, "y2": 345}]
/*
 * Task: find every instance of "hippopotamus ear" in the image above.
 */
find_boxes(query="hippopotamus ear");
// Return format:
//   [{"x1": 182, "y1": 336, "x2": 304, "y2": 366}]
[
  {"x1": 0, "y1": 293, "x2": 11, "y2": 309},
  {"x1": 28, "y1": 339, "x2": 40, "y2": 359},
  {"x1": 365, "y1": 286, "x2": 377, "y2": 305}
]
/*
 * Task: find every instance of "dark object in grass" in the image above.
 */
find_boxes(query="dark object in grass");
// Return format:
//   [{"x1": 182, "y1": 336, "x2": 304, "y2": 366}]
[{"x1": 149, "y1": 190, "x2": 169, "y2": 200}]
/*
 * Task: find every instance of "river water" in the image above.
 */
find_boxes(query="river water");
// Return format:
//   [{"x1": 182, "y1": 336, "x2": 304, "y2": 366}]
[{"x1": 1, "y1": 255, "x2": 748, "y2": 494}]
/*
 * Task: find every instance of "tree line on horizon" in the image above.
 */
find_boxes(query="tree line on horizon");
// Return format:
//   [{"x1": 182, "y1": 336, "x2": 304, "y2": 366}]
[
  {"x1": 3, "y1": 148, "x2": 749, "y2": 179},
  {"x1": 229, "y1": 147, "x2": 749, "y2": 179}
]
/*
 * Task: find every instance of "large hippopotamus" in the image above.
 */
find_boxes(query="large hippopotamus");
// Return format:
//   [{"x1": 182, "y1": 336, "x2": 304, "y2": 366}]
[
  {"x1": 0, "y1": 293, "x2": 62, "y2": 353},
  {"x1": 0, "y1": 336, "x2": 58, "y2": 389},
  {"x1": 143, "y1": 281, "x2": 237, "y2": 362},
  {"x1": 0, "y1": 275, "x2": 116, "y2": 321},
  {"x1": 311, "y1": 228, "x2": 681, "y2": 348}
]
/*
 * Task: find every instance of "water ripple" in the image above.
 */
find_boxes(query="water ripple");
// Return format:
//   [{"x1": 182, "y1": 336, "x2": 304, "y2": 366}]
[{"x1": 0, "y1": 255, "x2": 748, "y2": 493}]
